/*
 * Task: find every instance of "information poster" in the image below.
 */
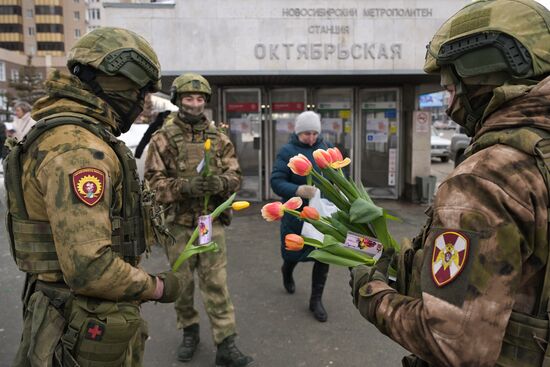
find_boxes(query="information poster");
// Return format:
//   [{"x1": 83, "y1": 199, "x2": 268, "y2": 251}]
[
  {"x1": 230, "y1": 118, "x2": 254, "y2": 142},
  {"x1": 366, "y1": 119, "x2": 389, "y2": 143}
]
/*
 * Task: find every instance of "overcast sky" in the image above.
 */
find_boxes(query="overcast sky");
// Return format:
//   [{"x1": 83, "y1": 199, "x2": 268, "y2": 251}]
[{"x1": 535, "y1": 0, "x2": 550, "y2": 8}]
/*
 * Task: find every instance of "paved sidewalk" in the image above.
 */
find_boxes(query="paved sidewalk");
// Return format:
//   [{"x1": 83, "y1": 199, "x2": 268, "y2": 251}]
[{"x1": 0, "y1": 199, "x2": 430, "y2": 367}]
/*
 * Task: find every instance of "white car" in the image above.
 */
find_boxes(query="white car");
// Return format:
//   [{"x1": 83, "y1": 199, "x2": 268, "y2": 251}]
[
  {"x1": 118, "y1": 123, "x2": 150, "y2": 179},
  {"x1": 431, "y1": 128, "x2": 451, "y2": 163}
]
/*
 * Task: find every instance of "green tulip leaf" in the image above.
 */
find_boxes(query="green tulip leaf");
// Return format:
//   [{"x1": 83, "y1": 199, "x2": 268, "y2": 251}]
[
  {"x1": 383, "y1": 209, "x2": 402, "y2": 222},
  {"x1": 172, "y1": 242, "x2": 219, "y2": 272},
  {"x1": 308, "y1": 249, "x2": 366, "y2": 267},
  {"x1": 349, "y1": 198, "x2": 383, "y2": 224},
  {"x1": 323, "y1": 244, "x2": 374, "y2": 264}
]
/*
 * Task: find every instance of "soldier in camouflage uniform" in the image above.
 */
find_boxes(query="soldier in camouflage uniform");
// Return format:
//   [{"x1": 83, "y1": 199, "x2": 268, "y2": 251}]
[
  {"x1": 4, "y1": 27, "x2": 182, "y2": 367},
  {"x1": 144, "y1": 73, "x2": 254, "y2": 367},
  {"x1": 349, "y1": 1, "x2": 550, "y2": 366}
]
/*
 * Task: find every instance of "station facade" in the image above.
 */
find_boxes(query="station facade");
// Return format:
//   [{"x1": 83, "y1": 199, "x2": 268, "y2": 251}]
[{"x1": 104, "y1": 0, "x2": 469, "y2": 201}]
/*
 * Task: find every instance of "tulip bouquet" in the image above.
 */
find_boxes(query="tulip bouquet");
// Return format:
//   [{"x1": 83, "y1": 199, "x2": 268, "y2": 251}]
[
  {"x1": 262, "y1": 147, "x2": 399, "y2": 267},
  {"x1": 173, "y1": 193, "x2": 250, "y2": 272}
]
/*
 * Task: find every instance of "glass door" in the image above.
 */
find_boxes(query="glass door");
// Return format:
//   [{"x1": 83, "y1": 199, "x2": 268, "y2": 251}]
[
  {"x1": 315, "y1": 88, "x2": 354, "y2": 176},
  {"x1": 223, "y1": 89, "x2": 262, "y2": 201},
  {"x1": 268, "y1": 88, "x2": 307, "y2": 199},
  {"x1": 358, "y1": 89, "x2": 400, "y2": 199}
]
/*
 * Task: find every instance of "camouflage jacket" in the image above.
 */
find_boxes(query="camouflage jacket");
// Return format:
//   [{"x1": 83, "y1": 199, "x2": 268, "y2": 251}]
[
  {"x1": 19, "y1": 70, "x2": 156, "y2": 301},
  {"x1": 144, "y1": 112, "x2": 241, "y2": 227},
  {"x1": 359, "y1": 77, "x2": 550, "y2": 366}
]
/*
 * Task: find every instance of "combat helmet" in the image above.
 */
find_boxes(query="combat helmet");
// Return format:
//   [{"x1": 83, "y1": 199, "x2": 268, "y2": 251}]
[
  {"x1": 67, "y1": 27, "x2": 161, "y2": 92},
  {"x1": 67, "y1": 27, "x2": 161, "y2": 133},
  {"x1": 170, "y1": 73, "x2": 212, "y2": 105},
  {"x1": 424, "y1": 0, "x2": 550, "y2": 133}
]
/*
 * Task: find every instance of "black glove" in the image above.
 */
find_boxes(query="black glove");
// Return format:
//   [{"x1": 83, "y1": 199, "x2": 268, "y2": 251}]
[
  {"x1": 155, "y1": 271, "x2": 181, "y2": 303},
  {"x1": 204, "y1": 175, "x2": 225, "y2": 195},
  {"x1": 181, "y1": 177, "x2": 206, "y2": 197},
  {"x1": 349, "y1": 248, "x2": 396, "y2": 308}
]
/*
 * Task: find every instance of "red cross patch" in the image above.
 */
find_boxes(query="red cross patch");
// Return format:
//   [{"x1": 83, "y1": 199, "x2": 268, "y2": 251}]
[
  {"x1": 432, "y1": 231, "x2": 469, "y2": 287},
  {"x1": 71, "y1": 168, "x2": 105, "y2": 206},
  {"x1": 85, "y1": 320, "x2": 105, "y2": 341}
]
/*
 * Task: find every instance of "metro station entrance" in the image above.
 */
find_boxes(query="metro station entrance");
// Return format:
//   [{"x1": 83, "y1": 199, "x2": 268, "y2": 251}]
[{"x1": 222, "y1": 86, "x2": 402, "y2": 201}]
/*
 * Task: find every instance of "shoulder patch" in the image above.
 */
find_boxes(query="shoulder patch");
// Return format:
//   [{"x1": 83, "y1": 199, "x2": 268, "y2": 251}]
[
  {"x1": 71, "y1": 168, "x2": 105, "y2": 206},
  {"x1": 432, "y1": 231, "x2": 469, "y2": 287}
]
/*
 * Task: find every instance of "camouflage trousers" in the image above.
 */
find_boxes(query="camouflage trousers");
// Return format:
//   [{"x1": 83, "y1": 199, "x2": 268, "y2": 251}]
[
  {"x1": 13, "y1": 289, "x2": 147, "y2": 367},
  {"x1": 165, "y1": 222, "x2": 236, "y2": 345}
]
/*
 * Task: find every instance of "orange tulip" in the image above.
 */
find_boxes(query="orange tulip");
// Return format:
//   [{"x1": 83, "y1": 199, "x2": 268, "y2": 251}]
[
  {"x1": 312, "y1": 149, "x2": 332, "y2": 169},
  {"x1": 327, "y1": 147, "x2": 343, "y2": 162},
  {"x1": 288, "y1": 154, "x2": 313, "y2": 176},
  {"x1": 261, "y1": 202, "x2": 284, "y2": 221},
  {"x1": 300, "y1": 206, "x2": 320, "y2": 220},
  {"x1": 285, "y1": 234, "x2": 305, "y2": 251},
  {"x1": 283, "y1": 197, "x2": 303, "y2": 210}
]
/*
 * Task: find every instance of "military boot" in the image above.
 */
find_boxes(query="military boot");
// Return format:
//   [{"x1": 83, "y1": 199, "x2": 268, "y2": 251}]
[
  {"x1": 215, "y1": 335, "x2": 255, "y2": 367},
  {"x1": 309, "y1": 261, "x2": 329, "y2": 322},
  {"x1": 177, "y1": 324, "x2": 200, "y2": 362}
]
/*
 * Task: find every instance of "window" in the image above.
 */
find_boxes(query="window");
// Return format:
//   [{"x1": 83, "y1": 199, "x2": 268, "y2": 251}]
[
  {"x1": 75, "y1": 29, "x2": 81, "y2": 38},
  {"x1": 0, "y1": 42, "x2": 24, "y2": 51},
  {"x1": 0, "y1": 62, "x2": 5, "y2": 82},
  {"x1": 74, "y1": 11, "x2": 80, "y2": 20},
  {"x1": 11, "y1": 68, "x2": 19, "y2": 82},
  {"x1": 35, "y1": 6, "x2": 63, "y2": 15},
  {"x1": 0, "y1": 92, "x2": 7, "y2": 111},
  {"x1": 36, "y1": 24, "x2": 64, "y2": 33},
  {"x1": 37, "y1": 42, "x2": 64, "y2": 51},
  {"x1": 26, "y1": 9, "x2": 33, "y2": 17},
  {"x1": 88, "y1": 8, "x2": 100, "y2": 20},
  {"x1": 0, "y1": 24, "x2": 23, "y2": 33},
  {"x1": 28, "y1": 27, "x2": 35, "y2": 36},
  {"x1": 37, "y1": 72, "x2": 43, "y2": 80},
  {"x1": 0, "y1": 5, "x2": 22, "y2": 15}
]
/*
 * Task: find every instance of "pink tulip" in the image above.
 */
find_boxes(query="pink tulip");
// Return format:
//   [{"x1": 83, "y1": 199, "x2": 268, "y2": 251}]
[
  {"x1": 312, "y1": 149, "x2": 332, "y2": 169},
  {"x1": 288, "y1": 154, "x2": 313, "y2": 176},
  {"x1": 327, "y1": 147, "x2": 343, "y2": 162},
  {"x1": 283, "y1": 197, "x2": 303, "y2": 210},
  {"x1": 261, "y1": 202, "x2": 284, "y2": 222}
]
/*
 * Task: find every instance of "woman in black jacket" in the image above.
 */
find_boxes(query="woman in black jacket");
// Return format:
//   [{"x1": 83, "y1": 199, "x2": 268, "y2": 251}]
[{"x1": 270, "y1": 111, "x2": 332, "y2": 322}]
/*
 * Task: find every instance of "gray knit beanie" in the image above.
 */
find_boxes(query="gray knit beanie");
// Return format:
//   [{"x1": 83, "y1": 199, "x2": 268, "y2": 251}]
[{"x1": 295, "y1": 111, "x2": 321, "y2": 134}]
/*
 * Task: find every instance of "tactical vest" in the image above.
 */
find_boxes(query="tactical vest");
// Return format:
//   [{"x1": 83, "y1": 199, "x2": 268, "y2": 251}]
[
  {"x1": 163, "y1": 116, "x2": 221, "y2": 180},
  {"x1": 403, "y1": 127, "x2": 550, "y2": 367},
  {"x1": 4, "y1": 115, "x2": 147, "y2": 273},
  {"x1": 160, "y1": 116, "x2": 233, "y2": 226}
]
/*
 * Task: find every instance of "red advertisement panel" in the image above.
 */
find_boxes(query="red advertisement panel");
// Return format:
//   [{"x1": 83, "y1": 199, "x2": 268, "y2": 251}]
[
  {"x1": 272, "y1": 102, "x2": 305, "y2": 112},
  {"x1": 226, "y1": 103, "x2": 258, "y2": 113}
]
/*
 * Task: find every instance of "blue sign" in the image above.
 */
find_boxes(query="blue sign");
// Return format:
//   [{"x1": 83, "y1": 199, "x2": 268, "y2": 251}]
[
  {"x1": 384, "y1": 109, "x2": 396, "y2": 118},
  {"x1": 419, "y1": 91, "x2": 445, "y2": 108}
]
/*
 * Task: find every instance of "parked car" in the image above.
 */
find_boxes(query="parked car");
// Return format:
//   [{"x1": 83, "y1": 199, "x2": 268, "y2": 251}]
[
  {"x1": 431, "y1": 127, "x2": 451, "y2": 162},
  {"x1": 450, "y1": 127, "x2": 471, "y2": 167},
  {"x1": 433, "y1": 120, "x2": 458, "y2": 130},
  {"x1": 118, "y1": 123, "x2": 149, "y2": 179}
]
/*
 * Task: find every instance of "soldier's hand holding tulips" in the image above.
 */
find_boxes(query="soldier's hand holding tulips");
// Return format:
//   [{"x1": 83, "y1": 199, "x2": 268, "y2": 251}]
[{"x1": 204, "y1": 175, "x2": 226, "y2": 195}]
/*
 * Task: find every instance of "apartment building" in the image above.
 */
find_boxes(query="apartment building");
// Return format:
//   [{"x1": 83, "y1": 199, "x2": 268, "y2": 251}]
[{"x1": 0, "y1": 0, "x2": 87, "y2": 56}]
